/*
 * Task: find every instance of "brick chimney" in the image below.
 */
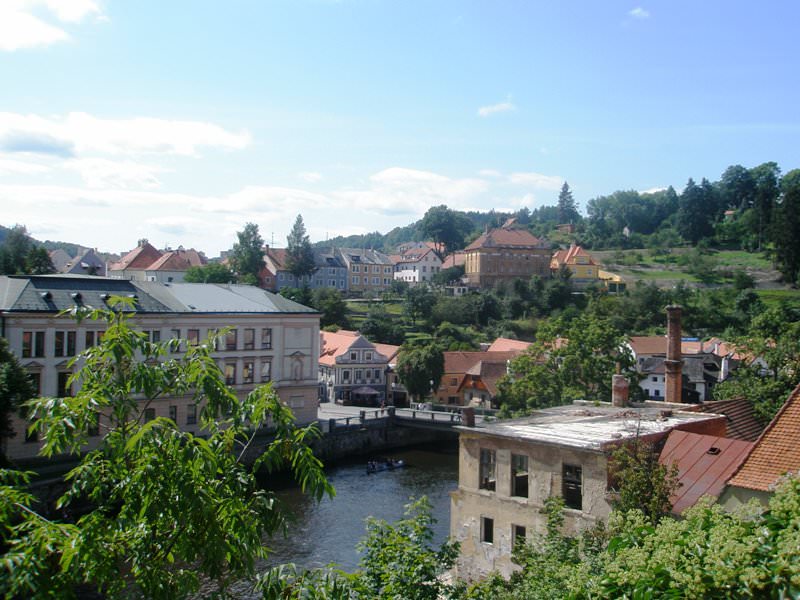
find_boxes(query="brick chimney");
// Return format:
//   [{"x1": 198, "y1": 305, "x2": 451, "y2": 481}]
[
  {"x1": 612, "y1": 374, "x2": 629, "y2": 407},
  {"x1": 665, "y1": 305, "x2": 683, "y2": 404}
]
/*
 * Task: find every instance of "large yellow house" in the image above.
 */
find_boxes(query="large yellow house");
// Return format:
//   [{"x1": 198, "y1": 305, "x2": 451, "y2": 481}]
[{"x1": 550, "y1": 244, "x2": 599, "y2": 288}]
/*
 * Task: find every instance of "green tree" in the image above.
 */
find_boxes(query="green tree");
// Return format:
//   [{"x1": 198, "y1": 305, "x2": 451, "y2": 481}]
[
  {"x1": 608, "y1": 439, "x2": 680, "y2": 524},
  {"x1": 677, "y1": 178, "x2": 717, "y2": 244},
  {"x1": 396, "y1": 343, "x2": 444, "y2": 403},
  {"x1": 713, "y1": 304, "x2": 800, "y2": 422},
  {"x1": 0, "y1": 299, "x2": 332, "y2": 599},
  {"x1": 0, "y1": 337, "x2": 36, "y2": 466},
  {"x1": 311, "y1": 287, "x2": 349, "y2": 328},
  {"x1": 557, "y1": 182, "x2": 580, "y2": 224},
  {"x1": 286, "y1": 215, "x2": 317, "y2": 282},
  {"x1": 24, "y1": 246, "x2": 56, "y2": 275},
  {"x1": 360, "y1": 305, "x2": 406, "y2": 345},
  {"x1": 420, "y1": 205, "x2": 473, "y2": 257},
  {"x1": 183, "y1": 262, "x2": 235, "y2": 283},
  {"x1": 403, "y1": 286, "x2": 436, "y2": 326},
  {"x1": 0, "y1": 225, "x2": 33, "y2": 274},
  {"x1": 230, "y1": 222, "x2": 265, "y2": 285},
  {"x1": 771, "y1": 168, "x2": 800, "y2": 284},
  {"x1": 750, "y1": 161, "x2": 781, "y2": 250}
]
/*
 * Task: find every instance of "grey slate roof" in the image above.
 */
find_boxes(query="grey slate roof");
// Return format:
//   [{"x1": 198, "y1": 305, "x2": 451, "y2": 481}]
[{"x1": 0, "y1": 275, "x2": 317, "y2": 315}]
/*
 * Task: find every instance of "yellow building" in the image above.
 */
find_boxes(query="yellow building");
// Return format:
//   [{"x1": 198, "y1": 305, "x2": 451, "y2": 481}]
[
  {"x1": 550, "y1": 244, "x2": 599, "y2": 288},
  {"x1": 464, "y1": 220, "x2": 551, "y2": 289}
]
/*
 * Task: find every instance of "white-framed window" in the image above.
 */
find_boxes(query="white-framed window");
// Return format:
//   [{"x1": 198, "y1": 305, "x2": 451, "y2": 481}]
[
  {"x1": 352, "y1": 276, "x2": 359, "y2": 285},
  {"x1": 261, "y1": 360, "x2": 272, "y2": 382}
]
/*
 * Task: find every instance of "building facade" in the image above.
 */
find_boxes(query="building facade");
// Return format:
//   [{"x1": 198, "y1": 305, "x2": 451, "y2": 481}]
[
  {"x1": 337, "y1": 248, "x2": 394, "y2": 297},
  {"x1": 450, "y1": 403, "x2": 726, "y2": 580},
  {"x1": 391, "y1": 246, "x2": 443, "y2": 285},
  {"x1": 1, "y1": 275, "x2": 321, "y2": 463},
  {"x1": 463, "y1": 221, "x2": 551, "y2": 289}
]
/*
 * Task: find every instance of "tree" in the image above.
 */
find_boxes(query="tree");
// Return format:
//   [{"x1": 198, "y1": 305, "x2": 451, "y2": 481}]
[
  {"x1": 677, "y1": 178, "x2": 716, "y2": 244},
  {"x1": 0, "y1": 225, "x2": 33, "y2": 274},
  {"x1": 557, "y1": 182, "x2": 580, "y2": 224},
  {"x1": 360, "y1": 305, "x2": 406, "y2": 345},
  {"x1": 285, "y1": 215, "x2": 317, "y2": 282},
  {"x1": 396, "y1": 343, "x2": 444, "y2": 403},
  {"x1": 24, "y1": 246, "x2": 56, "y2": 275},
  {"x1": 750, "y1": 161, "x2": 781, "y2": 250},
  {"x1": 183, "y1": 262, "x2": 235, "y2": 283},
  {"x1": 229, "y1": 222, "x2": 265, "y2": 285},
  {"x1": 419, "y1": 205, "x2": 473, "y2": 257},
  {"x1": 0, "y1": 299, "x2": 332, "y2": 599},
  {"x1": 771, "y1": 169, "x2": 800, "y2": 284},
  {"x1": 0, "y1": 337, "x2": 36, "y2": 466},
  {"x1": 608, "y1": 439, "x2": 680, "y2": 524},
  {"x1": 311, "y1": 288, "x2": 349, "y2": 328},
  {"x1": 403, "y1": 286, "x2": 436, "y2": 326}
]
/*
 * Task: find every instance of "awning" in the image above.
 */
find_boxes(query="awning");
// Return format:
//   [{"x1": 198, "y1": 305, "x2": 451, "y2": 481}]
[{"x1": 351, "y1": 386, "x2": 380, "y2": 395}]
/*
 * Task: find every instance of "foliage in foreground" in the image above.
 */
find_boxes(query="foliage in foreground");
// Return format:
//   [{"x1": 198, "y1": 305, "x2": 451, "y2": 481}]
[
  {"x1": 0, "y1": 299, "x2": 333, "y2": 599},
  {"x1": 466, "y1": 476, "x2": 800, "y2": 599}
]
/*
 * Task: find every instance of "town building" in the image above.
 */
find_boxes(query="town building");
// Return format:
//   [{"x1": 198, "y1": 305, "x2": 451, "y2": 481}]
[
  {"x1": 450, "y1": 401, "x2": 727, "y2": 580},
  {"x1": 721, "y1": 383, "x2": 800, "y2": 509},
  {"x1": 318, "y1": 329, "x2": 400, "y2": 406},
  {"x1": 264, "y1": 246, "x2": 348, "y2": 293},
  {"x1": 550, "y1": 244, "x2": 600, "y2": 289},
  {"x1": 51, "y1": 248, "x2": 108, "y2": 277},
  {"x1": 108, "y1": 241, "x2": 207, "y2": 283},
  {"x1": 463, "y1": 220, "x2": 551, "y2": 289},
  {"x1": 390, "y1": 245, "x2": 443, "y2": 285},
  {"x1": 336, "y1": 248, "x2": 394, "y2": 297},
  {"x1": 1, "y1": 274, "x2": 321, "y2": 463},
  {"x1": 436, "y1": 350, "x2": 523, "y2": 407}
]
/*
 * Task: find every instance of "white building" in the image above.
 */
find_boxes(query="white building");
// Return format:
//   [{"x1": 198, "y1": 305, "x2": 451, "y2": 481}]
[
  {"x1": 1, "y1": 274, "x2": 321, "y2": 463},
  {"x1": 390, "y1": 245, "x2": 443, "y2": 285}
]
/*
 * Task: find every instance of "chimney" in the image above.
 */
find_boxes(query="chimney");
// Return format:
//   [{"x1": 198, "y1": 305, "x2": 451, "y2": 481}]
[
  {"x1": 665, "y1": 305, "x2": 683, "y2": 404},
  {"x1": 612, "y1": 374, "x2": 629, "y2": 407}
]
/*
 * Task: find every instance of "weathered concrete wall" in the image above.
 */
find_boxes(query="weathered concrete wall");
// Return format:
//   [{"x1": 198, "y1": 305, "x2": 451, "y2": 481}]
[{"x1": 452, "y1": 432, "x2": 610, "y2": 581}]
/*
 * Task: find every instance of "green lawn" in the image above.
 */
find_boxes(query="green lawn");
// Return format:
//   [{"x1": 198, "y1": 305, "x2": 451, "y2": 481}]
[{"x1": 757, "y1": 289, "x2": 800, "y2": 308}]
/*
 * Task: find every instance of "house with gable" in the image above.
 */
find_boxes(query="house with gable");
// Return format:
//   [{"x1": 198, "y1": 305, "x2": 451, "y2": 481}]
[
  {"x1": 142, "y1": 247, "x2": 207, "y2": 283},
  {"x1": 390, "y1": 244, "x2": 443, "y2": 285},
  {"x1": 336, "y1": 248, "x2": 394, "y2": 297},
  {"x1": 464, "y1": 220, "x2": 551, "y2": 289},
  {"x1": 435, "y1": 349, "x2": 525, "y2": 407},
  {"x1": 108, "y1": 240, "x2": 163, "y2": 281},
  {"x1": 318, "y1": 329, "x2": 400, "y2": 406},
  {"x1": 721, "y1": 383, "x2": 800, "y2": 509},
  {"x1": 550, "y1": 244, "x2": 599, "y2": 289},
  {"x1": 53, "y1": 248, "x2": 108, "y2": 276}
]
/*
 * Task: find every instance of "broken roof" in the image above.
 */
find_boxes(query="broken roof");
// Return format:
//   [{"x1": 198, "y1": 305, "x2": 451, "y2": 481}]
[{"x1": 458, "y1": 403, "x2": 726, "y2": 452}]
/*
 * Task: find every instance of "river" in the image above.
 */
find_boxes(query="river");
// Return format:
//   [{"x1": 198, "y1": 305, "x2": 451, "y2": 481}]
[{"x1": 261, "y1": 442, "x2": 458, "y2": 572}]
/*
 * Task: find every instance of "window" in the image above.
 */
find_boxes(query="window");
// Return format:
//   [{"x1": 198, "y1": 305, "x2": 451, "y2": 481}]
[
  {"x1": 243, "y1": 328, "x2": 255, "y2": 350},
  {"x1": 449, "y1": 377, "x2": 458, "y2": 386},
  {"x1": 186, "y1": 404, "x2": 197, "y2": 425},
  {"x1": 355, "y1": 369, "x2": 363, "y2": 382},
  {"x1": 481, "y1": 516, "x2": 494, "y2": 544},
  {"x1": 352, "y1": 265, "x2": 360, "y2": 273},
  {"x1": 384, "y1": 267, "x2": 392, "y2": 274},
  {"x1": 169, "y1": 405, "x2": 177, "y2": 422},
  {"x1": 374, "y1": 369, "x2": 382, "y2": 380},
  {"x1": 372, "y1": 277, "x2": 379, "y2": 285},
  {"x1": 187, "y1": 329, "x2": 200, "y2": 347},
  {"x1": 171, "y1": 328, "x2": 181, "y2": 351},
  {"x1": 261, "y1": 328, "x2": 272, "y2": 349},
  {"x1": 512, "y1": 525, "x2": 527, "y2": 549},
  {"x1": 28, "y1": 371, "x2": 41, "y2": 395},
  {"x1": 54, "y1": 331, "x2": 76, "y2": 357},
  {"x1": 144, "y1": 408, "x2": 156, "y2": 422},
  {"x1": 365, "y1": 351, "x2": 372, "y2": 361},
  {"x1": 654, "y1": 389, "x2": 661, "y2": 397},
  {"x1": 512, "y1": 454, "x2": 529, "y2": 498},
  {"x1": 57, "y1": 372, "x2": 72, "y2": 397},
  {"x1": 342, "y1": 370, "x2": 350, "y2": 382},
  {"x1": 224, "y1": 362, "x2": 236, "y2": 385},
  {"x1": 562, "y1": 464, "x2": 583, "y2": 510},
  {"x1": 225, "y1": 329, "x2": 237, "y2": 351},
  {"x1": 243, "y1": 361, "x2": 254, "y2": 384},
  {"x1": 350, "y1": 351, "x2": 357, "y2": 361},
  {"x1": 651, "y1": 376, "x2": 658, "y2": 382},
  {"x1": 260, "y1": 360, "x2": 271, "y2": 382},
  {"x1": 352, "y1": 276, "x2": 359, "y2": 285},
  {"x1": 479, "y1": 449, "x2": 496, "y2": 491},
  {"x1": 22, "y1": 331, "x2": 45, "y2": 358}
]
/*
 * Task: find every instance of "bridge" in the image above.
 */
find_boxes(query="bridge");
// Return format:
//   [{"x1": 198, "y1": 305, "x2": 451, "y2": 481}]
[{"x1": 315, "y1": 405, "x2": 486, "y2": 434}]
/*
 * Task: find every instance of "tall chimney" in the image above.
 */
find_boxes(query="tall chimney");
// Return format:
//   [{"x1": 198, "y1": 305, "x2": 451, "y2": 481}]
[{"x1": 665, "y1": 305, "x2": 683, "y2": 404}]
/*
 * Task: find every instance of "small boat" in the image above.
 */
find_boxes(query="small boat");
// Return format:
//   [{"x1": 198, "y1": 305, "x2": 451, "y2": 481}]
[{"x1": 366, "y1": 458, "x2": 405, "y2": 474}]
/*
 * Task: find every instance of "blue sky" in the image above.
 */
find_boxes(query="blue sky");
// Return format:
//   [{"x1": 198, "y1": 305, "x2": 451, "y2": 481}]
[{"x1": 1, "y1": 1, "x2": 798, "y2": 256}]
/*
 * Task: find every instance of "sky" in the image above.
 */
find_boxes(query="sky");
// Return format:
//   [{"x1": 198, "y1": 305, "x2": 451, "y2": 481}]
[{"x1": 1, "y1": 1, "x2": 798, "y2": 257}]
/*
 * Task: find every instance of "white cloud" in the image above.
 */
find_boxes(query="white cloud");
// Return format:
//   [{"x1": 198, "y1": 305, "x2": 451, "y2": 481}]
[
  {"x1": 0, "y1": 158, "x2": 50, "y2": 174},
  {"x1": 298, "y1": 171, "x2": 322, "y2": 183},
  {"x1": 0, "y1": 1, "x2": 103, "y2": 51},
  {"x1": 629, "y1": 7, "x2": 650, "y2": 19},
  {"x1": 64, "y1": 158, "x2": 169, "y2": 189},
  {"x1": 508, "y1": 172, "x2": 563, "y2": 190},
  {"x1": 0, "y1": 112, "x2": 251, "y2": 157},
  {"x1": 478, "y1": 169, "x2": 502, "y2": 178},
  {"x1": 477, "y1": 100, "x2": 516, "y2": 117},
  {"x1": 639, "y1": 186, "x2": 667, "y2": 195}
]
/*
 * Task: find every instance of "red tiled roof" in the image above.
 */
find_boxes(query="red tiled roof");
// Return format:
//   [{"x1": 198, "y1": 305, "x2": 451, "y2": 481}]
[
  {"x1": 147, "y1": 248, "x2": 207, "y2": 271},
  {"x1": 487, "y1": 337, "x2": 532, "y2": 352},
  {"x1": 727, "y1": 384, "x2": 800, "y2": 491},
  {"x1": 550, "y1": 245, "x2": 597, "y2": 270},
  {"x1": 441, "y1": 251, "x2": 465, "y2": 269},
  {"x1": 629, "y1": 336, "x2": 741, "y2": 358},
  {"x1": 684, "y1": 398, "x2": 765, "y2": 442},
  {"x1": 660, "y1": 430, "x2": 754, "y2": 514},
  {"x1": 318, "y1": 330, "x2": 399, "y2": 367},
  {"x1": 464, "y1": 227, "x2": 546, "y2": 251},
  {"x1": 443, "y1": 350, "x2": 521, "y2": 375},
  {"x1": 109, "y1": 242, "x2": 162, "y2": 271},
  {"x1": 460, "y1": 360, "x2": 510, "y2": 397}
]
